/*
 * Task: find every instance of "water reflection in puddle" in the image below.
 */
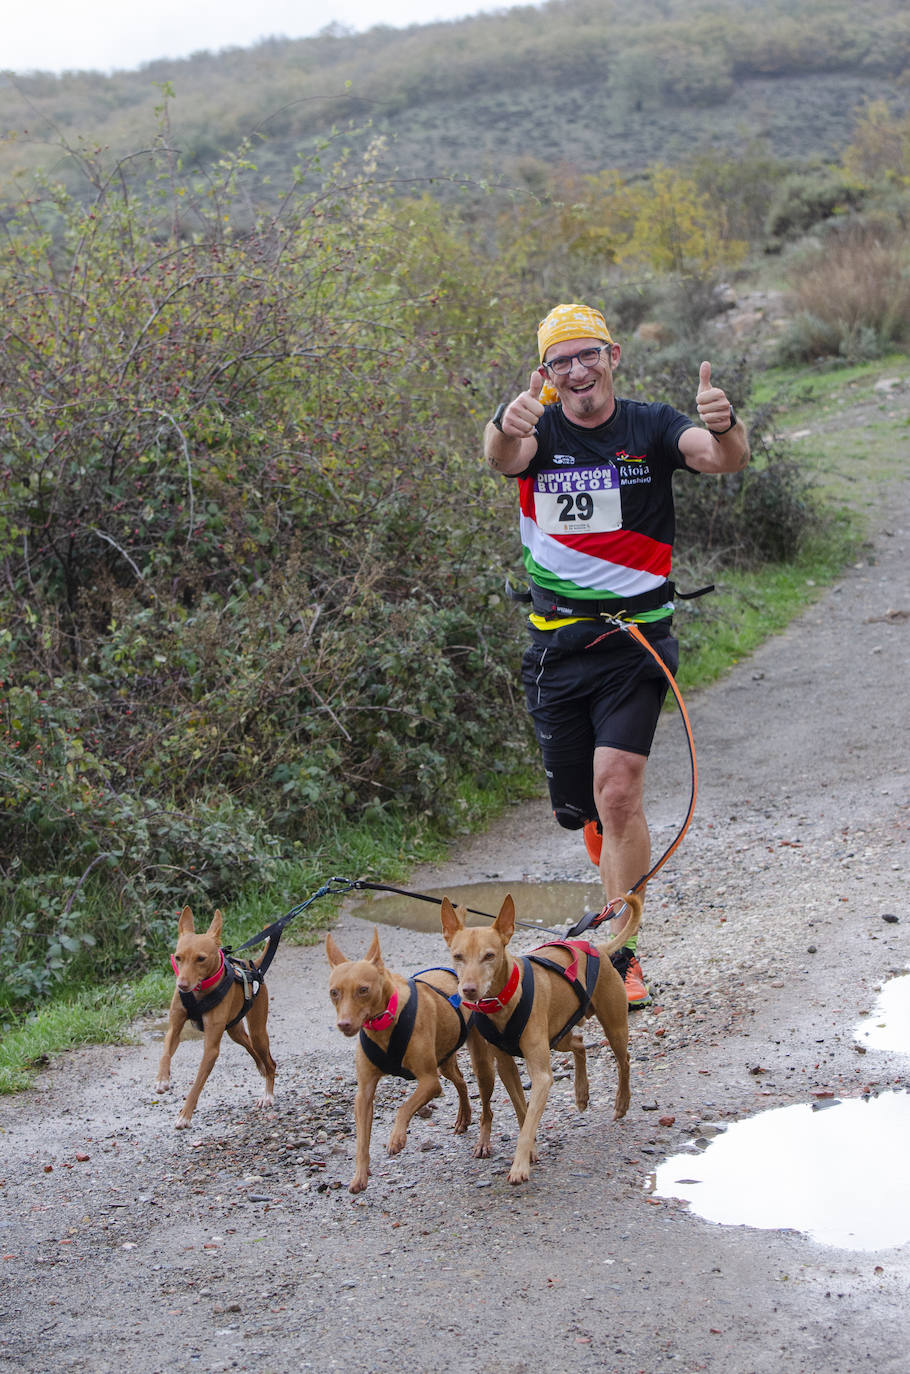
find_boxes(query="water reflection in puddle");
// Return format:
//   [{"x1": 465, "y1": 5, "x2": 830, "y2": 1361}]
[
  {"x1": 855, "y1": 973, "x2": 910, "y2": 1053},
  {"x1": 653, "y1": 1092, "x2": 910, "y2": 1251},
  {"x1": 651, "y1": 971, "x2": 910, "y2": 1250},
  {"x1": 345, "y1": 881, "x2": 604, "y2": 935}
]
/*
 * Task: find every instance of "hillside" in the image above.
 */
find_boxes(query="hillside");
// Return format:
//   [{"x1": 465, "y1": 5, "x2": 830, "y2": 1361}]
[{"x1": 1, "y1": 0, "x2": 908, "y2": 194}]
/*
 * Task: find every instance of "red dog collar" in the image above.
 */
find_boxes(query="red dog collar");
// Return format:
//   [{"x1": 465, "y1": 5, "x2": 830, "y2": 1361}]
[
  {"x1": 171, "y1": 948, "x2": 226, "y2": 993},
  {"x1": 460, "y1": 961, "x2": 521, "y2": 1015},
  {"x1": 363, "y1": 988, "x2": 399, "y2": 1031}
]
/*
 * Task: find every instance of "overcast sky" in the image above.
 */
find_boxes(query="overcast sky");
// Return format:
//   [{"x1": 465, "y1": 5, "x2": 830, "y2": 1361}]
[{"x1": 3, "y1": 1, "x2": 512, "y2": 76}]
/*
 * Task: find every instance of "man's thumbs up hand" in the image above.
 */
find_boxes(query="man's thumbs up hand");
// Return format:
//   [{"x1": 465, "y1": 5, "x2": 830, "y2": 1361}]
[
  {"x1": 695, "y1": 359, "x2": 733, "y2": 434},
  {"x1": 498, "y1": 368, "x2": 546, "y2": 437}
]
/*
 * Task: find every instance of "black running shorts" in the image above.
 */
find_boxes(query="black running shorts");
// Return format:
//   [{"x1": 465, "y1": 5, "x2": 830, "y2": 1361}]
[{"x1": 520, "y1": 621, "x2": 679, "y2": 829}]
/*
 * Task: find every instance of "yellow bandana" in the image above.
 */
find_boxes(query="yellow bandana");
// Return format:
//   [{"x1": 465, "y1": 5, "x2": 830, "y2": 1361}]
[{"x1": 536, "y1": 303, "x2": 613, "y2": 405}]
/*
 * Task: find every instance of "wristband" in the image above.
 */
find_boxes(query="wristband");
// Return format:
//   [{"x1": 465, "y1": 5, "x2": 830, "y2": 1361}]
[
  {"x1": 710, "y1": 406, "x2": 737, "y2": 437},
  {"x1": 491, "y1": 402, "x2": 508, "y2": 433}
]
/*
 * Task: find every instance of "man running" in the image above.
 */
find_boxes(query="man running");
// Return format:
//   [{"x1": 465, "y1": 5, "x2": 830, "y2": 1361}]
[{"x1": 484, "y1": 303, "x2": 750, "y2": 1005}]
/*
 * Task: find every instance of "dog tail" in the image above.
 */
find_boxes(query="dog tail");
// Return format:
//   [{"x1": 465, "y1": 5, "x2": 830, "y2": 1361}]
[{"x1": 593, "y1": 891, "x2": 643, "y2": 958}]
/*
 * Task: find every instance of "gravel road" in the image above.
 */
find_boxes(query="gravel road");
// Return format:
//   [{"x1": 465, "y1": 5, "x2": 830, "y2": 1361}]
[{"x1": 1, "y1": 397, "x2": 909, "y2": 1373}]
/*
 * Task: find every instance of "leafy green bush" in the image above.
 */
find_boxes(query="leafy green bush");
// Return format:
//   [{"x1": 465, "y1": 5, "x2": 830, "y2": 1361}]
[
  {"x1": 675, "y1": 445, "x2": 822, "y2": 571},
  {"x1": 0, "y1": 129, "x2": 534, "y2": 1012}
]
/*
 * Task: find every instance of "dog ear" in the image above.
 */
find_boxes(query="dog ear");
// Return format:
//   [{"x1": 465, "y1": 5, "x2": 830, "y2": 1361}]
[
  {"x1": 439, "y1": 896, "x2": 463, "y2": 943},
  {"x1": 325, "y1": 931, "x2": 348, "y2": 967},
  {"x1": 178, "y1": 906, "x2": 195, "y2": 935},
  {"x1": 207, "y1": 910, "x2": 224, "y2": 943},
  {"x1": 494, "y1": 894, "x2": 515, "y2": 943},
  {"x1": 365, "y1": 927, "x2": 384, "y2": 968}
]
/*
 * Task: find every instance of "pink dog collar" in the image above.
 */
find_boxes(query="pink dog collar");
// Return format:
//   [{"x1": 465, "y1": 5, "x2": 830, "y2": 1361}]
[
  {"x1": 171, "y1": 948, "x2": 226, "y2": 993},
  {"x1": 363, "y1": 988, "x2": 399, "y2": 1031}
]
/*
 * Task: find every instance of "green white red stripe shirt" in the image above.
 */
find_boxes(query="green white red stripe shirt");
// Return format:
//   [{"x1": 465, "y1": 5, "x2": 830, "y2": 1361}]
[{"x1": 514, "y1": 397, "x2": 694, "y2": 621}]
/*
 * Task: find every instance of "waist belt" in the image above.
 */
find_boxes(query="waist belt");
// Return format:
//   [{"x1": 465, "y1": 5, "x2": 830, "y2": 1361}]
[{"x1": 514, "y1": 579, "x2": 713, "y2": 621}]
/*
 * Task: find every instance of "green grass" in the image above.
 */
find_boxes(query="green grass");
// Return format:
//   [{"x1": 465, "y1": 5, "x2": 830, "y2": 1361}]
[
  {"x1": 676, "y1": 519, "x2": 860, "y2": 692},
  {"x1": 1, "y1": 357, "x2": 902, "y2": 1092},
  {"x1": 0, "y1": 970, "x2": 172, "y2": 1093}
]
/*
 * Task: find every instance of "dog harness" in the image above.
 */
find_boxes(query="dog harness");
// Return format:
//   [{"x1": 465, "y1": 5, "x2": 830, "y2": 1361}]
[
  {"x1": 467, "y1": 940, "x2": 601, "y2": 1058},
  {"x1": 358, "y1": 971, "x2": 470, "y2": 1081},
  {"x1": 174, "y1": 949, "x2": 265, "y2": 1033}
]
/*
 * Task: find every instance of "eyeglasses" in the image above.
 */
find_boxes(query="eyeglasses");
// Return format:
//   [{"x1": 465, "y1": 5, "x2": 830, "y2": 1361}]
[{"x1": 543, "y1": 345, "x2": 611, "y2": 376}]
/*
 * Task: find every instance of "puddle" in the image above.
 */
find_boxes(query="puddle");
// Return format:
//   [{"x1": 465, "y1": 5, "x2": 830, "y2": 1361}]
[
  {"x1": 855, "y1": 972, "x2": 910, "y2": 1052},
  {"x1": 652, "y1": 1091, "x2": 910, "y2": 1250},
  {"x1": 345, "y1": 881, "x2": 604, "y2": 934}
]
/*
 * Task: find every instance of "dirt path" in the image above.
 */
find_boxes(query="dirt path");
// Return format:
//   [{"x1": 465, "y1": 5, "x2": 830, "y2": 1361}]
[{"x1": 2, "y1": 399, "x2": 910, "y2": 1372}]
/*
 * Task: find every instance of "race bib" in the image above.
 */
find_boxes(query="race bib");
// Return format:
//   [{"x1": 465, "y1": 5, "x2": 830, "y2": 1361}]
[{"x1": 534, "y1": 464, "x2": 621, "y2": 534}]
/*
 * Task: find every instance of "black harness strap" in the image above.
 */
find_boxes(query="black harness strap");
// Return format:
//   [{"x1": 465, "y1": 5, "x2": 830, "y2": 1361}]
[
  {"x1": 420, "y1": 980, "x2": 472, "y2": 1057},
  {"x1": 179, "y1": 967, "x2": 234, "y2": 1031},
  {"x1": 471, "y1": 958, "x2": 536, "y2": 1058},
  {"x1": 178, "y1": 955, "x2": 265, "y2": 1032},
  {"x1": 224, "y1": 921, "x2": 284, "y2": 975},
  {"x1": 358, "y1": 976, "x2": 471, "y2": 1081},
  {"x1": 470, "y1": 948, "x2": 601, "y2": 1056},
  {"x1": 527, "y1": 949, "x2": 601, "y2": 1047},
  {"x1": 224, "y1": 957, "x2": 265, "y2": 1029},
  {"x1": 360, "y1": 979, "x2": 419, "y2": 1080}
]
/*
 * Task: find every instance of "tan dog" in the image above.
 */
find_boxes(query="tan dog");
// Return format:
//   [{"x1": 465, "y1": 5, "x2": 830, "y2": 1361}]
[
  {"x1": 326, "y1": 927, "x2": 497, "y2": 1193},
  {"x1": 440, "y1": 891, "x2": 642, "y2": 1185},
  {"x1": 155, "y1": 907, "x2": 277, "y2": 1128}
]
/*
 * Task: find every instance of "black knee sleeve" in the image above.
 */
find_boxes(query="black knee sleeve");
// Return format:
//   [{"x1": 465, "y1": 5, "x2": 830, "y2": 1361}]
[{"x1": 552, "y1": 803, "x2": 589, "y2": 831}]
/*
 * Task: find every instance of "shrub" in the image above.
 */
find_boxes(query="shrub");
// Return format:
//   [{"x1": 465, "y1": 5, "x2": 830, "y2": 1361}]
[
  {"x1": 774, "y1": 220, "x2": 910, "y2": 362},
  {"x1": 764, "y1": 169, "x2": 866, "y2": 245},
  {"x1": 675, "y1": 446, "x2": 822, "y2": 572},
  {"x1": 0, "y1": 131, "x2": 532, "y2": 1012}
]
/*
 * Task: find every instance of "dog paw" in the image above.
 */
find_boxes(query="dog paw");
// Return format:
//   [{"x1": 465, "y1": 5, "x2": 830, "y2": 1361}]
[
  {"x1": 174, "y1": 1114, "x2": 192, "y2": 1129},
  {"x1": 256, "y1": 1092, "x2": 275, "y2": 1110},
  {"x1": 349, "y1": 1174, "x2": 369, "y2": 1194},
  {"x1": 453, "y1": 1114, "x2": 471, "y2": 1135},
  {"x1": 386, "y1": 1134, "x2": 407, "y2": 1157},
  {"x1": 154, "y1": 1080, "x2": 170, "y2": 1093},
  {"x1": 507, "y1": 1164, "x2": 531, "y2": 1185},
  {"x1": 473, "y1": 1139, "x2": 492, "y2": 1159}
]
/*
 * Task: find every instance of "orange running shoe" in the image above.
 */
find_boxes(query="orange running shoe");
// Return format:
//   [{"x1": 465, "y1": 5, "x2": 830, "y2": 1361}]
[
  {"x1": 610, "y1": 946, "x2": 651, "y2": 1009},
  {"x1": 583, "y1": 819, "x2": 603, "y2": 867}
]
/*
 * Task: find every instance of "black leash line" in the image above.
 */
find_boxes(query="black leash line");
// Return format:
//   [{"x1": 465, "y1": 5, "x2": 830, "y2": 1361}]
[
  {"x1": 340, "y1": 878, "x2": 569, "y2": 937},
  {"x1": 227, "y1": 875, "x2": 566, "y2": 949},
  {"x1": 228, "y1": 617, "x2": 698, "y2": 951}
]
